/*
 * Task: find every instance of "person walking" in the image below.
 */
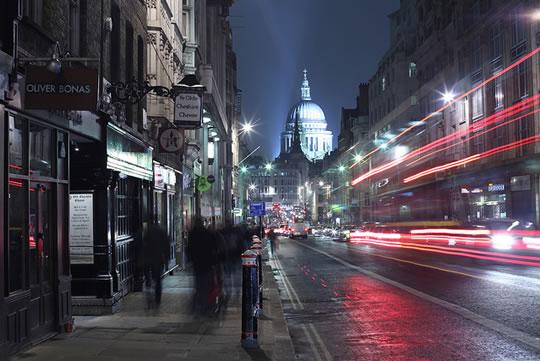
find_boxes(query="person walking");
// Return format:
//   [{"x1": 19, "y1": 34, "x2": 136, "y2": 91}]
[{"x1": 142, "y1": 220, "x2": 170, "y2": 308}]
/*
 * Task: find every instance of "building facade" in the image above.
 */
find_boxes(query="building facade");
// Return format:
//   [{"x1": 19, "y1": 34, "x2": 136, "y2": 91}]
[
  {"x1": 0, "y1": 0, "x2": 240, "y2": 357},
  {"x1": 358, "y1": 0, "x2": 540, "y2": 225}
]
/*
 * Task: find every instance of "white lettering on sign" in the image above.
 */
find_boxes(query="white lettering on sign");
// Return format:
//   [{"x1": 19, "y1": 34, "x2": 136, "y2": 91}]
[
  {"x1": 69, "y1": 193, "x2": 94, "y2": 264},
  {"x1": 174, "y1": 93, "x2": 201, "y2": 126}
]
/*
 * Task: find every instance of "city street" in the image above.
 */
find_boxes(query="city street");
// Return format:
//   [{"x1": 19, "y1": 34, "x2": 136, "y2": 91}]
[{"x1": 272, "y1": 235, "x2": 540, "y2": 360}]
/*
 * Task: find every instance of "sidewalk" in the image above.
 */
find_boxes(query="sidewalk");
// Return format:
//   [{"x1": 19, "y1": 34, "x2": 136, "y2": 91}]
[{"x1": 12, "y1": 262, "x2": 295, "y2": 361}]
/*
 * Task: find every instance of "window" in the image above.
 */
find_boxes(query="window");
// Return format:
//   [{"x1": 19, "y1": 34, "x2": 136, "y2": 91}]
[
  {"x1": 512, "y1": 9, "x2": 526, "y2": 46},
  {"x1": 125, "y1": 21, "x2": 134, "y2": 127},
  {"x1": 111, "y1": 3, "x2": 121, "y2": 82},
  {"x1": 116, "y1": 178, "x2": 137, "y2": 237},
  {"x1": 23, "y1": 0, "x2": 43, "y2": 25},
  {"x1": 381, "y1": 76, "x2": 387, "y2": 92},
  {"x1": 493, "y1": 75, "x2": 504, "y2": 110},
  {"x1": 514, "y1": 62, "x2": 528, "y2": 100},
  {"x1": 69, "y1": 0, "x2": 81, "y2": 55},
  {"x1": 408, "y1": 62, "x2": 417, "y2": 78},
  {"x1": 490, "y1": 22, "x2": 502, "y2": 59},
  {"x1": 8, "y1": 115, "x2": 27, "y2": 175},
  {"x1": 471, "y1": 38, "x2": 482, "y2": 72},
  {"x1": 7, "y1": 178, "x2": 27, "y2": 292},
  {"x1": 471, "y1": 89, "x2": 484, "y2": 120},
  {"x1": 29, "y1": 123, "x2": 53, "y2": 177}
]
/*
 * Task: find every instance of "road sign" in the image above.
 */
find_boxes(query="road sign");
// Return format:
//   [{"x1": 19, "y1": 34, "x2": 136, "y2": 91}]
[
  {"x1": 159, "y1": 127, "x2": 184, "y2": 153},
  {"x1": 249, "y1": 202, "x2": 266, "y2": 217}
]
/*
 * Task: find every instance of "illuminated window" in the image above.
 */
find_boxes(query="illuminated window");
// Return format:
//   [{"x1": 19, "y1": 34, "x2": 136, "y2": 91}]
[
  {"x1": 471, "y1": 89, "x2": 484, "y2": 120},
  {"x1": 381, "y1": 76, "x2": 386, "y2": 92},
  {"x1": 493, "y1": 75, "x2": 504, "y2": 110},
  {"x1": 408, "y1": 62, "x2": 417, "y2": 78}
]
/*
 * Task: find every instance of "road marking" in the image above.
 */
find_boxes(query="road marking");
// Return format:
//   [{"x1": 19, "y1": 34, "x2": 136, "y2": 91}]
[
  {"x1": 272, "y1": 255, "x2": 333, "y2": 360},
  {"x1": 274, "y1": 255, "x2": 304, "y2": 310},
  {"x1": 301, "y1": 325, "x2": 324, "y2": 361},
  {"x1": 309, "y1": 323, "x2": 334, "y2": 361},
  {"x1": 270, "y1": 257, "x2": 297, "y2": 310},
  {"x1": 294, "y1": 240, "x2": 540, "y2": 352}
]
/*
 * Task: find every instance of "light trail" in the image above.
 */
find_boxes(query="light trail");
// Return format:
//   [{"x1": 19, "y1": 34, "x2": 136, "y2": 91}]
[
  {"x1": 350, "y1": 46, "x2": 540, "y2": 172},
  {"x1": 404, "y1": 134, "x2": 540, "y2": 183},
  {"x1": 351, "y1": 95, "x2": 540, "y2": 185},
  {"x1": 406, "y1": 107, "x2": 540, "y2": 167}
]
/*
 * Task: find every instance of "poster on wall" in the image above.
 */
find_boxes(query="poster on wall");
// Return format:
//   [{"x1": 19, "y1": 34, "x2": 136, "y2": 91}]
[{"x1": 69, "y1": 193, "x2": 94, "y2": 264}]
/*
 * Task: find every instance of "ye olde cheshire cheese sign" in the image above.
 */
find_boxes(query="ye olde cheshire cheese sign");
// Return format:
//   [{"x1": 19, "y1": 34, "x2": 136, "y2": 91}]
[
  {"x1": 24, "y1": 65, "x2": 98, "y2": 110},
  {"x1": 174, "y1": 92, "x2": 202, "y2": 128}
]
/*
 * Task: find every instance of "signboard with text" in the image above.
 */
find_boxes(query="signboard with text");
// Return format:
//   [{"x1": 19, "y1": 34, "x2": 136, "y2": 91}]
[
  {"x1": 174, "y1": 92, "x2": 202, "y2": 128},
  {"x1": 69, "y1": 193, "x2": 94, "y2": 264},
  {"x1": 24, "y1": 65, "x2": 98, "y2": 110},
  {"x1": 249, "y1": 202, "x2": 266, "y2": 217}
]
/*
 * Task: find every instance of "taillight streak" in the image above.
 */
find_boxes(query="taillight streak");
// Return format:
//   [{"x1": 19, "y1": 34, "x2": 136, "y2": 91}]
[{"x1": 349, "y1": 46, "x2": 540, "y2": 170}]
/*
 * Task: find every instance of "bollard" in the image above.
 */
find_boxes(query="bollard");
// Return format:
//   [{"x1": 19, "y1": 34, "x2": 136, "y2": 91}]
[
  {"x1": 250, "y1": 241, "x2": 264, "y2": 315},
  {"x1": 241, "y1": 249, "x2": 259, "y2": 348}
]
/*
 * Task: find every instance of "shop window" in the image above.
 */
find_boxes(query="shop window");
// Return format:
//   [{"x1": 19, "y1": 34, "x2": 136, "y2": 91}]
[
  {"x1": 7, "y1": 178, "x2": 27, "y2": 292},
  {"x1": 116, "y1": 177, "x2": 137, "y2": 237},
  {"x1": 8, "y1": 114, "x2": 27, "y2": 175},
  {"x1": 29, "y1": 123, "x2": 54, "y2": 177}
]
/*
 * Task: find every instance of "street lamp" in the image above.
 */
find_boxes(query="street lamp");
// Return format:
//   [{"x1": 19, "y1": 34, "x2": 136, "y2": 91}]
[
  {"x1": 265, "y1": 162, "x2": 273, "y2": 171},
  {"x1": 249, "y1": 184, "x2": 257, "y2": 191},
  {"x1": 393, "y1": 145, "x2": 409, "y2": 159},
  {"x1": 338, "y1": 165, "x2": 346, "y2": 173},
  {"x1": 240, "y1": 122, "x2": 254, "y2": 134},
  {"x1": 442, "y1": 90, "x2": 455, "y2": 103},
  {"x1": 240, "y1": 166, "x2": 248, "y2": 174},
  {"x1": 531, "y1": 9, "x2": 540, "y2": 20}
]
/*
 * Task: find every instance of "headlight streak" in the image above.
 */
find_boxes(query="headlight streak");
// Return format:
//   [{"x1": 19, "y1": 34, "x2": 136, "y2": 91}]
[
  {"x1": 351, "y1": 95, "x2": 540, "y2": 186},
  {"x1": 403, "y1": 133, "x2": 540, "y2": 183},
  {"x1": 349, "y1": 46, "x2": 540, "y2": 171},
  {"x1": 349, "y1": 230, "x2": 540, "y2": 267}
]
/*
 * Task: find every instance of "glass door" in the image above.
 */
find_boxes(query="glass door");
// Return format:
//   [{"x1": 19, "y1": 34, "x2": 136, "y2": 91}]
[{"x1": 29, "y1": 182, "x2": 56, "y2": 337}]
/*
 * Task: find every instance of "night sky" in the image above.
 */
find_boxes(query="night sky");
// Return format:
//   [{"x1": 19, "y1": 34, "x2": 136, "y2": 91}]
[{"x1": 230, "y1": 0, "x2": 400, "y2": 159}]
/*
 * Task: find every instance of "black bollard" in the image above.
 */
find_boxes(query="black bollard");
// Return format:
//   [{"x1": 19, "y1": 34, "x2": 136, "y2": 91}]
[
  {"x1": 250, "y1": 240, "x2": 263, "y2": 315},
  {"x1": 241, "y1": 249, "x2": 259, "y2": 348}
]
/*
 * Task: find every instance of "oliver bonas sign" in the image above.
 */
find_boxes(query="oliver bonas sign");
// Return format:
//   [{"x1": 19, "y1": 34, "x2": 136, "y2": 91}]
[
  {"x1": 24, "y1": 65, "x2": 98, "y2": 111},
  {"x1": 174, "y1": 92, "x2": 202, "y2": 128}
]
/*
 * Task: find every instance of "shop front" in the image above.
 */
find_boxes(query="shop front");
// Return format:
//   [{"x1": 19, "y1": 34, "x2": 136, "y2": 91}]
[
  {"x1": 1, "y1": 106, "x2": 72, "y2": 355},
  {"x1": 71, "y1": 123, "x2": 153, "y2": 314}
]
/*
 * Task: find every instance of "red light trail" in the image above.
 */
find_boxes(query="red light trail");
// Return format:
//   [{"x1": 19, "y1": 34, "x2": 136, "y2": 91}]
[
  {"x1": 352, "y1": 94, "x2": 540, "y2": 186},
  {"x1": 406, "y1": 107, "x2": 540, "y2": 167},
  {"x1": 350, "y1": 46, "x2": 540, "y2": 181},
  {"x1": 404, "y1": 134, "x2": 540, "y2": 183}
]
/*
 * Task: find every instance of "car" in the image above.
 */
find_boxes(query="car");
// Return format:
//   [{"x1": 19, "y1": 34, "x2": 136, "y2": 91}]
[
  {"x1": 289, "y1": 222, "x2": 309, "y2": 239},
  {"x1": 470, "y1": 218, "x2": 539, "y2": 251}
]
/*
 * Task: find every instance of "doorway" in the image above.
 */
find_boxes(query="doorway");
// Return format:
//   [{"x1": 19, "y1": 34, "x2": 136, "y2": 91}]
[{"x1": 28, "y1": 181, "x2": 56, "y2": 339}]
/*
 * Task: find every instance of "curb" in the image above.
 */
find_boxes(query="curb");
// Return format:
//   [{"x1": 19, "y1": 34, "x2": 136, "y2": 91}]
[{"x1": 262, "y1": 263, "x2": 296, "y2": 361}]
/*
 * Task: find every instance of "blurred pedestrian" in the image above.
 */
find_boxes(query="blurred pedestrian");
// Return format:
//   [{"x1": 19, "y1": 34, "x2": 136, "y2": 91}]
[
  {"x1": 188, "y1": 217, "x2": 214, "y2": 315},
  {"x1": 142, "y1": 219, "x2": 170, "y2": 308}
]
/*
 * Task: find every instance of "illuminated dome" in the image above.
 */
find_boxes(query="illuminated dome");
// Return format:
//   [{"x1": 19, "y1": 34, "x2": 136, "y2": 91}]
[
  {"x1": 281, "y1": 70, "x2": 333, "y2": 161},
  {"x1": 286, "y1": 101, "x2": 327, "y2": 131}
]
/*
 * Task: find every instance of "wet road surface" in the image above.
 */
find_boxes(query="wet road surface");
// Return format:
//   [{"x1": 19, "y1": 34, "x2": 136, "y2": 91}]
[{"x1": 271, "y1": 235, "x2": 540, "y2": 360}]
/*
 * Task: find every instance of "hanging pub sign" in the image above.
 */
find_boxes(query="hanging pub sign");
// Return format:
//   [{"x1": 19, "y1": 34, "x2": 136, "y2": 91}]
[
  {"x1": 24, "y1": 65, "x2": 98, "y2": 110},
  {"x1": 174, "y1": 92, "x2": 202, "y2": 128},
  {"x1": 159, "y1": 126, "x2": 184, "y2": 153}
]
